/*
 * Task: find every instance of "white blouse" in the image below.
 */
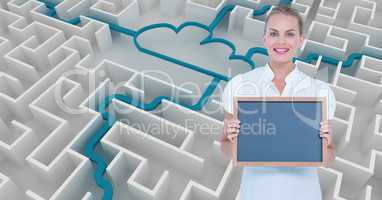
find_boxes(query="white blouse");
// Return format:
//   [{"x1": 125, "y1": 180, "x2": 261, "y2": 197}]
[{"x1": 221, "y1": 62, "x2": 336, "y2": 200}]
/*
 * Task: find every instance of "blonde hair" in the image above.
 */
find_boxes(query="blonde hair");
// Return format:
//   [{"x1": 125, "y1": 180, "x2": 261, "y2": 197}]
[{"x1": 264, "y1": 6, "x2": 304, "y2": 35}]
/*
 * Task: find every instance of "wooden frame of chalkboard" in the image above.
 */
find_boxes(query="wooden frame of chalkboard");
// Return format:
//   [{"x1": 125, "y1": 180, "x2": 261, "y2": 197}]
[{"x1": 232, "y1": 96, "x2": 328, "y2": 167}]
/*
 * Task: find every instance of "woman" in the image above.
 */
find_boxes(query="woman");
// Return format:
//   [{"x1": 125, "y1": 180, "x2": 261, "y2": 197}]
[{"x1": 220, "y1": 6, "x2": 336, "y2": 200}]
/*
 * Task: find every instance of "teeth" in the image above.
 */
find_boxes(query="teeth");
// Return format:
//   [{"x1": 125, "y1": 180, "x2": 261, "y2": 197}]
[{"x1": 274, "y1": 48, "x2": 289, "y2": 53}]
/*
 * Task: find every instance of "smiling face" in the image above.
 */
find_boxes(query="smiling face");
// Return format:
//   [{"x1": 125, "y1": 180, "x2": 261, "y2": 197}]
[{"x1": 263, "y1": 13, "x2": 304, "y2": 64}]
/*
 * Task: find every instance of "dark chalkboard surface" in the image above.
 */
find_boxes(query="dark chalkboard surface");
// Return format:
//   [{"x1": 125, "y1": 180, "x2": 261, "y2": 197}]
[{"x1": 232, "y1": 96, "x2": 328, "y2": 167}]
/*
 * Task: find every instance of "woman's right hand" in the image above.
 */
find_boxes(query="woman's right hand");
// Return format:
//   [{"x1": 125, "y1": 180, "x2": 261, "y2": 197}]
[{"x1": 225, "y1": 119, "x2": 240, "y2": 142}]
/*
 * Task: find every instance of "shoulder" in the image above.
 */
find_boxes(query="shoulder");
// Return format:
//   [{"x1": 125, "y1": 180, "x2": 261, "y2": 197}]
[
  {"x1": 300, "y1": 72, "x2": 337, "y2": 118},
  {"x1": 224, "y1": 66, "x2": 267, "y2": 90},
  {"x1": 311, "y1": 76, "x2": 333, "y2": 92},
  {"x1": 241, "y1": 65, "x2": 268, "y2": 80},
  {"x1": 232, "y1": 65, "x2": 268, "y2": 84},
  {"x1": 299, "y1": 71, "x2": 336, "y2": 100},
  {"x1": 298, "y1": 70, "x2": 332, "y2": 90}
]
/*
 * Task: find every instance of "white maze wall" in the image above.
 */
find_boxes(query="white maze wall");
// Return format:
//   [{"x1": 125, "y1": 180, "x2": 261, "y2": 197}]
[{"x1": 0, "y1": 0, "x2": 382, "y2": 200}]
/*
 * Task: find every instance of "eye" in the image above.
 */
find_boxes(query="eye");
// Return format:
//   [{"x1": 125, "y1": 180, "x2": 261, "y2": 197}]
[
  {"x1": 270, "y1": 32, "x2": 277, "y2": 37},
  {"x1": 287, "y1": 32, "x2": 295, "y2": 37}
]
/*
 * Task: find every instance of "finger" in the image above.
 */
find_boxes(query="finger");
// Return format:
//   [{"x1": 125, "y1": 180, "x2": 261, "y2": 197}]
[
  {"x1": 320, "y1": 122, "x2": 332, "y2": 129},
  {"x1": 227, "y1": 134, "x2": 237, "y2": 143},
  {"x1": 320, "y1": 124, "x2": 331, "y2": 128},
  {"x1": 320, "y1": 129, "x2": 329, "y2": 134},
  {"x1": 323, "y1": 126, "x2": 332, "y2": 131},
  {"x1": 229, "y1": 130, "x2": 238, "y2": 135},
  {"x1": 229, "y1": 122, "x2": 240, "y2": 128},
  {"x1": 230, "y1": 120, "x2": 240, "y2": 124},
  {"x1": 320, "y1": 132, "x2": 331, "y2": 136},
  {"x1": 320, "y1": 130, "x2": 332, "y2": 137},
  {"x1": 231, "y1": 121, "x2": 241, "y2": 127},
  {"x1": 320, "y1": 127, "x2": 332, "y2": 130},
  {"x1": 327, "y1": 137, "x2": 332, "y2": 146},
  {"x1": 320, "y1": 134, "x2": 333, "y2": 146},
  {"x1": 230, "y1": 124, "x2": 240, "y2": 129},
  {"x1": 229, "y1": 127, "x2": 237, "y2": 132},
  {"x1": 322, "y1": 137, "x2": 332, "y2": 146},
  {"x1": 227, "y1": 135, "x2": 232, "y2": 142},
  {"x1": 227, "y1": 132, "x2": 238, "y2": 139},
  {"x1": 229, "y1": 128, "x2": 239, "y2": 134},
  {"x1": 227, "y1": 133, "x2": 234, "y2": 141},
  {"x1": 321, "y1": 137, "x2": 329, "y2": 144},
  {"x1": 233, "y1": 120, "x2": 241, "y2": 124}
]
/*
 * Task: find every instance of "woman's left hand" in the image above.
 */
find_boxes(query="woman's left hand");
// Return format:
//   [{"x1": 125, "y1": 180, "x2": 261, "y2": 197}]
[{"x1": 320, "y1": 120, "x2": 334, "y2": 148}]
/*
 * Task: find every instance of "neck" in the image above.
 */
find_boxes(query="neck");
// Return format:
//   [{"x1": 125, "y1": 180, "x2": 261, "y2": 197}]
[{"x1": 268, "y1": 60, "x2": 295, "y2": 80}]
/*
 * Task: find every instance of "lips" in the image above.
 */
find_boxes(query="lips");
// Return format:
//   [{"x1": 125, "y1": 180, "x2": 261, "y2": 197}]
[{"x1": 273, "y1": 48, "x2": 289, "y2": 54}]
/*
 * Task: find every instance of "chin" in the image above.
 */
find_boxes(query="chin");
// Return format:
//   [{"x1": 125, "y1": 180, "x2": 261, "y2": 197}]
[
  {"x1": 270, "y1": 56, "x2": 293, "y2": 63},
  {"x1": 268, "y1": 50, "x2": 296, "y2": 63}
]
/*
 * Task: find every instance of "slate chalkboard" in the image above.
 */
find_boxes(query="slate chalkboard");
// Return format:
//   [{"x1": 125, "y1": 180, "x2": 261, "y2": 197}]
[{"x1": 233, "y1": 96, "x2": 328, "y2": 167}]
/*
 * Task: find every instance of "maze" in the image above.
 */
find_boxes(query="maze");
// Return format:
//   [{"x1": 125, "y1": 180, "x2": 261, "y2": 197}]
[{"x1": 0, "y1": 0, "x2": 382, "y2": 199}]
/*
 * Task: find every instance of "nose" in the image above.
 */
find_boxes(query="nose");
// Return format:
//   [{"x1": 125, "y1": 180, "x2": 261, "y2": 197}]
[{"x1": 277, "y1": 36, "x2": 287, "y2": 44}]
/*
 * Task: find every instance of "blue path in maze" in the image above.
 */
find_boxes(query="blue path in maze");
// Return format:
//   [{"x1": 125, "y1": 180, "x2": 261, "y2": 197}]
[{"x1": 36, "y1": 0, "x2": 382, "y2": 199}]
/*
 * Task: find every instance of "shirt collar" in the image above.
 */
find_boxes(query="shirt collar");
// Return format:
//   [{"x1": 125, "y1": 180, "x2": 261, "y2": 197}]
[{"x1": 263, "y1": 62, "x2": 300, "y2": 84}]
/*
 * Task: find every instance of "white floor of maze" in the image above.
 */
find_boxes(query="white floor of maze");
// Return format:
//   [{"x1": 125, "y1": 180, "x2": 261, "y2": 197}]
[{"x1": 0, "y1": 0, "x2": 382, "y2": 199}]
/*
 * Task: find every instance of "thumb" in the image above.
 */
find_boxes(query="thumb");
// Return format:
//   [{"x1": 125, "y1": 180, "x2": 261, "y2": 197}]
[{"x1": 227, "y1": 135, "x2": 232, "y2": 142}]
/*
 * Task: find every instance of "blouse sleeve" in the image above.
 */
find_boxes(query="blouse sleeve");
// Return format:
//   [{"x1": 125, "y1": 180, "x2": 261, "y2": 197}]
[
  {"x1": 327, "y1": 86, "x2": 336, "y2": 120},
  {"x1": 317, "y1": 82, "x2": 336, "y2": 120},
  {"x1": 221, "y1": 76, "x2": 240, "y2": 114}
]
